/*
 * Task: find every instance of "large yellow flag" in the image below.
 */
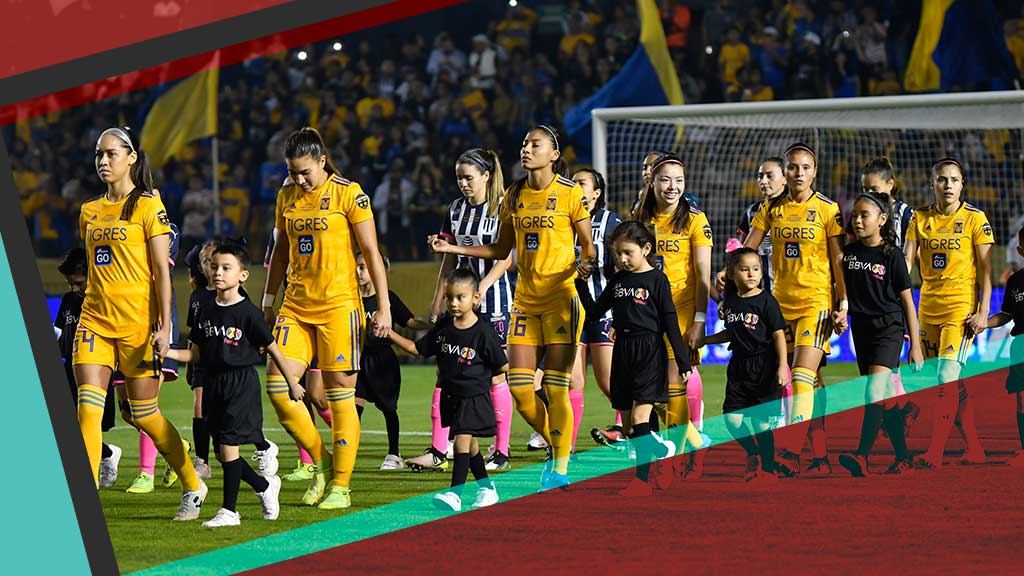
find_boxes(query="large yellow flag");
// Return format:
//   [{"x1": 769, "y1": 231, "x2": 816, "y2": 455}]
[{"x1": 141, "y1": 61, "x2": 218, "y2": 167}]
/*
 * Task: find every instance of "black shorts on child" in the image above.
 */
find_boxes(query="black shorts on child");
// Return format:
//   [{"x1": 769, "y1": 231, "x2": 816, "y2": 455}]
[
  {"x1": 440, "y1": 391, "x2": 496, "y2": 437},
  {"x1": 851, "y1": 313, "x2": 905, "y2": 375},
  {"x1": 1007, "y1": 336, "x2": 1024, "y2": 394},
  {"x1": 724, "y1": 352, "x2": 779, "y2": 413},
  {"x1": 610, "y1": 333, "x2": 668, "y2": 411},
  {"x1": 356, "y1": 347, "x2": 401, "y2": 412},
  {"x1": 203, "y1": 367, "x2": 264, "y2": 446}
]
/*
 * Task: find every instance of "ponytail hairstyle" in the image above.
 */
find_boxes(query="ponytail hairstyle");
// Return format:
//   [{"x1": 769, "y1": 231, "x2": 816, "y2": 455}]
[
  {"x1": 631, "y1": 154, "x2": 691, "y2": 234},
  {"x1": 576, "y1": 168, "x2": 607, "y2": 210},
  {"x1": 724, "y1": 246, "x2": 760, "y2": 297},
  {"x1": 98, "y1": 126, "x2": 153, "y2": 222},
  {"x1": 861, "y1": 156, "x2": 901, "y2": 198},
  {"x1": 285, "y1": 127, "x2": 340, "y2": 177},
  {"x1": 852, "y1": 192, "x2": 898, "y2": 256},
  {"x1": 456, "y1": 148, "x2": 505, "y2": 218},
  {"x1": 446, "y1": 265, "x2": 481, "y2": 292},
  {"x1": 502, "y1": 125, "x2": 567, "y2": 221},
  {"x1": 608, "y1": 220, "x2": 657, "y2": 267}
]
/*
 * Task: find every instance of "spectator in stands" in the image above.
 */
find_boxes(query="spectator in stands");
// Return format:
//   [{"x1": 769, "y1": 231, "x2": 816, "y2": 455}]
[
  {"x1": 757, "y1": 26, "x2": 789, "y2": 98},
  {"x1": 719, "y1": 27, "x2": 751, "y2": 93},
  {"x1": 740, "y1": 66, "x2": 774, "y2": 102},
  {"x1": 427, "y1": 32, "x2": 467, "y2": 86},
  {"x1": 220, "y1": 165, "x2": 251, "y2": 237},
  {"x1": 855, "y1": 5, "x2": 888, "y2": 87},
  {"x1": 662, "y1": 0, "x2": 691, "y2": 50},
  {"x1": 790, "y1": 31, "x2": 826, "y2": 99},
  {"x1": 181, "y1": 175, "x2": 216, "y2": 260},
  {"x1": 469, "y1": 34, "x2": 498, "y2": 93},
  {"x1": 373, "y1": 159, "x2": 415, "y2": 261}
]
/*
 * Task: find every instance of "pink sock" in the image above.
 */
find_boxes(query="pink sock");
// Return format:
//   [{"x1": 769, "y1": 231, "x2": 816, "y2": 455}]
[
  {"x1": 687, "y1": 368, "x2": 704, "y2": 429},
  {"x1": 139, "y1": 431, "x2": 157, "y2": 475},
  {"x1": 298, "y1": 445, "x2": 314, "y2": 465},
  {"x1": 491, "y1": 381, "x2": 513, "y2": 456},
  {"x1": 614, "y1": 411, "x2": 623, "y2": 426},
  {"x1": 891, "y1": 371, "x2": 906, "y2": 397},
  {"x1": 317, "y1": 407, "x2": 332, "y2": 426},
  {"x1": 781, "y1": 365, "x2": 793, "y2": 423},
  {"x1": 569, "y1": 389, "x2": 585, "y2": 451},
  {"x1": 431, "y1": 388, "x2": 449, "y2": 454}
]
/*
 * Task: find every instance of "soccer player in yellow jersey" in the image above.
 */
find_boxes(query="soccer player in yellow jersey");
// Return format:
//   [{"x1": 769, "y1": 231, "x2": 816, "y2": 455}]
[
  {"x1": 430, "y1": 125, "x2": 596, "y2": 489},
  {"x1": 904, "y1": 158, "x2": 993, "y2": 469},
  {"x1": 631, "y1": 154, "x2": 710, "y2": 477},
  {"x1": 262, "y1": 128, "x2": 392, "y2": 510},
  {"x1": 75, "y1": 126, "x2": 206, "y2": 519},
  {"x1": 727, "y1": 143, "x2": 848, "y2": 476}
]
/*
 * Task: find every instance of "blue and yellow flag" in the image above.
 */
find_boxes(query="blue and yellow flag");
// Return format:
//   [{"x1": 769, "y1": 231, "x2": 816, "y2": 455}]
[
  {"x1": 141, "y1": 55, "x2": 219, "y2": 167},
  {"x1": 904, "y1": 0, "x2": 1017, "y2": 92},
  {"x1": 564, "y1": 0, "x2": 682, "y2": 157}
]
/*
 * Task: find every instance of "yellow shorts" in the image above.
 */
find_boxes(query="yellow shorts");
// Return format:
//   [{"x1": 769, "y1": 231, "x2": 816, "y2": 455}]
[
  {"x1": 665, "y1": 306, "x2": 701, "y2": 366},
  {"x1": 783, "y1": 312, "x2": 833, "y2": 355},
  {"x1": 507, "y1": 297, "x2": 584, "y2": 347},
  {"x1": 921, "y1": 321, "x2": 973, "y2": 363},
  {"x1": 275, "y1": 305, "x2": 364, "y2": 372},
  {"x1": 71, "y1": 323, "x2": 160, "y2": 379}
]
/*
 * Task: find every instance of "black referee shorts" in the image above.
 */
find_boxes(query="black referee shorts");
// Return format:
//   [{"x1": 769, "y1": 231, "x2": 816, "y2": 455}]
[{"x1": 609, "y1": 333, "x2": 668, "y2": 411}]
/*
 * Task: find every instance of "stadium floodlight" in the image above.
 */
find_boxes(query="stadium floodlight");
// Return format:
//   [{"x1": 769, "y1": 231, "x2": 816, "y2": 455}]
[
  {"x1": 333, "y1": 42, "x2": 343, "y2": 52},
  {"x1": 297, "y1": 50, "x2": 308, "y2": 61}
]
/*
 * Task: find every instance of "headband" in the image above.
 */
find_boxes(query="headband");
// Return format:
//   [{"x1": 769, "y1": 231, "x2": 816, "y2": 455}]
[
  {"x1": 652, "y1": 157, "x2": 684, "y2": 173},
  {"x1": 932, "y1": 157, "x2": 963, "y2": 172},
  {"x1": 537, "y1": 125, "x2": 559, "y2": 151},
  {"x1": 97, "y1": 127, "x2": 134, "y2": 153},
  {"x1": 855, "y1": 193, "x2": 889, "y2": 214},
  {"x1": 784, "y1": 143, "x2": 816, "y2": 162},
  {"x1": 459, "y1": 150, "x2": 493, "y2": 173}
]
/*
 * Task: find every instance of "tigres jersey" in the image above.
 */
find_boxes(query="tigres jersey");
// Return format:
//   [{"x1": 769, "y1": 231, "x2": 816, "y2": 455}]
[
  {"x1": 906, "y1": 202, "x2": 994, "y2": 324},
  {"x1": 752, "y1": 191, "x2": 843, "y2": 319},
  {"x1": 502, "y1": 175, "x2": 589, "y2": 310},
  {"x1": 275, "y1": 173, "x2": 374, "y2": 321},
  {"x1": 78, "y1": 191, "x2": 172, "y2": 338},
  {"x1": 650, "y1": 207, "x2": 713, "y2": 312}
]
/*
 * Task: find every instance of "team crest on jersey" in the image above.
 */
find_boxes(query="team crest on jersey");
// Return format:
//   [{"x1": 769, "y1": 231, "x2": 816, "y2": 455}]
[
  {"x1": 806, "y1": 209, "x2": 817, "y2": 222},
  {"x1": 90, "y1": 214, "x2": 98, "y2": 221},
  {"x1": 982, "y1": 223, "x2": 993, "y2": 237},
  {"x1": 355, "y1": 193, "x2": 369, "y2": 210},
  {"x1": 276, "y1": 316, "x2": 287, "y2": 325},
  {"x1": 319, "y1": 197, "x2": 331, "y2": 211},
  {"x1": 546, "y1": 197, "x2": 557, "y2": 211},
  {"x1": 953, "y1": 221, "x2": 964, "y2": 234},
  {"x1": 703, "y1": 225, "x2": 712, "y2": 240},
  {"x1": 157, "y1": 210, "x2": 169, "y2": 226}
]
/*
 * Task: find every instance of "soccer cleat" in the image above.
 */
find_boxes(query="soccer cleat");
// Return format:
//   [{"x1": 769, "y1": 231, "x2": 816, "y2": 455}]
[
  {"x1": 591, "y1": 426, "x2": 627, "y2": 450},
  {"x1": 689, "y1": 448, "x2": 707, "y2": 479},
  {"x1": 405, "y1": 449, "x2": 448, "y2": 472},
  {"x1": 885, "y1": 458, "x2": 914, "y2": 475},
  {"x1": 653, "y1": 460, "x2": 674, "y2": 491},
  {"x1": 743, "y1": 455, "x2": 760, "y2": 482},
  {"x1": 903, "y1": 401, "x2": 921, "y2": 436},
  {"x1": 959, "y1": 450, "x2": 987, "y2": 465},
  {"x1": 380, "y1": 454, "x2": 405, "y2": 470},
  {"x1": 445, "y1": 440, "x2": 454, "y2": 460},
  {"x1": 746, "y1": 469, "x2": 779, "y2": 484},
  {"x1": 805, "y1": 457, "x2": 832, "y2": 476},
  {"x1": 839, "y1": 453, "x2": 870, "y2": 477},
  {"x1": 472, "y1": 486, "x2": 499, "y2": 508},
  {"x1": 539, "y1": 472, "x2": 570, "y2": 492},
  {"x1": 540, "y1": 446, "x2": 554, "y2": 485},
  {"x1": 99, "y1": 444, "x2": 122, "y2": 488},
  {"x1": 303, "y1": 467, "x2": 327, "y2": 506},
  {"x1": 257, "y1": 475, "x2": 281, "y2": 520},
  {"x1": 912, "y1": 455, "x2": 940, "y2": 470},
  {"x1": 318, "y1": 486, "x2": 352, "y2": 510},
  {"x1": 173, "y1": 479, "x2": 208, "y2": 521},
  {"x1": 433, "y1": 491, "x2": 462, "y2": 512},
  {"x1": 192, "y1": 457, "x2": 212, "y2": 480},
  {"x1": 252, "y1": 440, "x2": 280, "y2": 477},
  {"x1": 126, "y1": 472, "x2": 154, "y2": 494},
  {"x1": 776, "y1": 450, "x2": 801, "y2": 478},
  {"x1": 202, "y1": 508, "x2": 241, "y2": 528},
  {"x1": 162, "y1": 439, "x2": 191, "y2": 488},
  {"x1": 651, "y1": 433, "x2": 676, "y2": 460},
  {"x1": 618, "y1": 477, "x2": 653, "y2": 497},
  {"x1": 485, "y1": 451, "x2": 511, "y2": 471},
  {"x1": 284, "y1": 461, "x2": 316, "y2": 482},
  {"x1": 527, "y1": 431, "x2": 549, "y2": 451}
]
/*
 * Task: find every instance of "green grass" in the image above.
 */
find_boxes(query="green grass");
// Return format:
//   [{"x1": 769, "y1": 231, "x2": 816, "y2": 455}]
[{"x1": 103, "y1": 362, "x2": 862, "y2": 572}]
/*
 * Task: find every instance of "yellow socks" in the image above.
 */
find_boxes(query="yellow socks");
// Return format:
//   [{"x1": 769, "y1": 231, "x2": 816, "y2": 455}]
[
  {"x1": 129, "y1": 397, "x2": 199, "y2": 492},
  {"x1": 790, "y1": 367, "x2": 817, "y2": 425},
  {"x1": 326, "y1": 387, "x2": 359, "y2": 488},
  {"x1": 508, "y1": 368, "x2": 550, "y2": 442},
  {"x1": 542, "y1": 370, "x2": 572, "y2": 474},
  {"x1": 267, "y1": 374, "x2": 328, "y2": 463},
  {"x1": 77, "y1": 384, "x2": 107, "y2": 487},
  {"x1": 666, "y1": 384, "x2": 701, "y2": 454}
]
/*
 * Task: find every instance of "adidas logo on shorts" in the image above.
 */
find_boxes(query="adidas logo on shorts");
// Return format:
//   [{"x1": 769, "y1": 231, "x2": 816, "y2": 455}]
[
  {"x1": 556, "y1": 326, "x2": 567, "y2": 334},
  {"x1": 337, "y1": 439, "x2": 348, "y2": 446},
  {"x1": 802, "y1": 330, "x2": 812, "y2": 337},
  {"x1": 335, "y1": 353, "x2": 347, "y2": 363},
  {"x1": 551, "y1": 429, "x2": 562, "y2": 436},
  {"x1": 945, "y1": 345, "x2": 955, "y2": 351}
]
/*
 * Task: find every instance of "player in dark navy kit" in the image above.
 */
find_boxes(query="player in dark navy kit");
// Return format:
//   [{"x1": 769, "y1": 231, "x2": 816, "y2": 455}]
[
  {"x1": 985, "y1": 226, "x2": 1024, "y2": 467},
  {"x1": 575, "y1": 221, "x2": 691, "y2": 496},
  {"x1": 391, "y1": 267, "x2": 507, "y2": 511}
]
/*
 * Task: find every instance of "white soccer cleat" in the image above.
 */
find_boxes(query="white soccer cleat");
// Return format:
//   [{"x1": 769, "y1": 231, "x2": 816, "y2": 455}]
[
  {"x1": 202, "y1": 508, "x2": 241, "y2": 528},
  {"x1": 192, "y1": 457, "x2": 212, "y2": 480},
  {"x1": 252, "y1": 440, "x2": 280, "y2": 477},
  {"x1": 380, "y1": 454, "x2": 405, "y2": 470},
  {"x1": 257, "y1": 475, "x2": 281, "y2": 520},
  {"x1": 445, "y1": 440, "x2": 455, "y2": 460},
  {"x1": 173, "y1": 479, "x2": 208, "y2": 521},
  {"x1": 527, "y1": 432, "x2": 549, "y2": 451},
  {"x1": 650, "y1": 432, "x2": 676, "y2": 460},
  {"x1": 432, "y1": 491, "x2": 462, "y2": 512},
  {"x1": 471, "y1": 486, "x2": 499, "y2": 509},
  {"x1": 99, "y1": 444, "x2": 122, "y2": 488}
]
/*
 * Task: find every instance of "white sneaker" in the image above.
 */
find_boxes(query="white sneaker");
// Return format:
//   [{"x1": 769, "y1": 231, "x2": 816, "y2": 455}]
[
  {"x1": 527, "y1": 432, "x2": 548, "y2": 451},
  {"x1": 445, "y1": 440, "x2": 454, "y2": 460},
  {"x1": 202, "y1": 508, "x2": 240, "y2": 528},
  {"x1": 99, "y1": 444, "x2": 122, "y2": 488},
  {"x1": 173, "y1": 479, "x2": 208, "y2": 521},
  {"x1": 193, "y1": 457, "x2": 212, "y2": 480},
  {"x1": 471, "y1": 486, "x2": 499, "y2": 508},
  {"x1": 432, "y1": 490, "x2": 462, "y2": 512},
  {"x1": 252, "y1": 440, "x2": 280, "y2": 477},
  {"x1": 650, "y1": 432, "x2": 676, "y2": 460},
  {"x1": 380, "y1": 454, "x2": 404, "y2": 470},
  {"x1": 257, "y1": 475, "x2": 281, "y2": 520}
]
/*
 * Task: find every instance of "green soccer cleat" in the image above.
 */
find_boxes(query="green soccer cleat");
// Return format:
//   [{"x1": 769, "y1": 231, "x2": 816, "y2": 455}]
[
  {"x1": 284, "y1": 461, "x2": 316, "y2": 482},
  {"x1": 318, "y1": 486, "x2": 352, "y2": 510},
  {"x1": 126, "y1": 472, "x2": 155, "y2": 494},
  {"x1": 302, "y1": 466, "x2": 327, "y2": 506},
  {"x1": 162, "y1": 439, "x2": 191, "y2": 488}
]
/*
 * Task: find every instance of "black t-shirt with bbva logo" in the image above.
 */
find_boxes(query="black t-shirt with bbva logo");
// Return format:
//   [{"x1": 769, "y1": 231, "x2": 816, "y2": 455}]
[
  {"x1": 189, "y1": 297, "x2": 274, "y2": 374},
  {"x1": 1002, "y1": 269, "x2": 1024, "y2": 337},
  {"x1": 720, "y1": 290, "x2": 786, "y2": 358},
  {"x1": 363, "y1": 290, "x2": 414, "y2": 352},
  {"x1": 415, "y1": 316, "x2": 507, "y2": 398},
  {"x1": 842, "y1": 241, "x2": 912, "y2": 318}
]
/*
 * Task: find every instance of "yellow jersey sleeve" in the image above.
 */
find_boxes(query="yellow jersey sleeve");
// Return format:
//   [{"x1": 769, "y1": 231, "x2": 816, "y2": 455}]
[
  {"x1": 906, "y1": 211, "x2": 919, "y2": 243},
  {"x1": 339, "y1": 181, "x2": 374, "y2": 225},
  {"x1": 690, "y1": 210, "x2": 714, "y2": 248},
  {"x1": 569, "y1": 184, "x2": 590, "y2": 224},
  {"x1": 823, "y1": 199, "x2": 843, "y2": 238},
  {"x1": 971, "y1": 210, "x2": 995, "y2": 247},
  {"x1": 651, "y1": 208, "x2": 712, "y2": 312},
  {"x1": 140, "y1": 195, "x2": 172, "y2": 240},
  {"x1": 751, "y1": 200, "x2": 770, "y2": 233}
]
